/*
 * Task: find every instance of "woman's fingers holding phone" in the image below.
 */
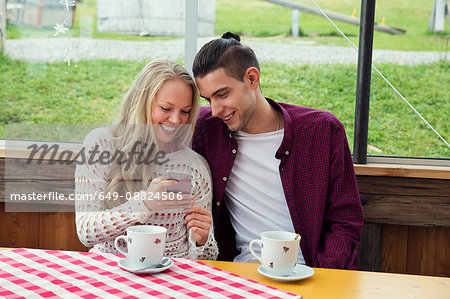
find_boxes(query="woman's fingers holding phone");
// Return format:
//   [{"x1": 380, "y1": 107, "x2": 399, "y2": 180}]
[
  {"x1": 146, "y1": 194, "x2": 193, "y2": 210},
  {"x1": 146, "y1": 177, "x2": 177, "y2": 193},
  {"x1": 142, "y1": 193, "x2": 193, "y2": 211},
  {"x1": 142, "y1": 178, "x2": 192, "y2": 210}
]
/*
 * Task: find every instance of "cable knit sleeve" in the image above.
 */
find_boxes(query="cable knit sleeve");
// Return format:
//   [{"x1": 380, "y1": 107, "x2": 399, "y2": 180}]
[
  {"x1": 74, "y1": 128, "x2": 152, "y2": 248},
  {"x1": 186, "y1": 154, "x2": 219, "y2": 260}
]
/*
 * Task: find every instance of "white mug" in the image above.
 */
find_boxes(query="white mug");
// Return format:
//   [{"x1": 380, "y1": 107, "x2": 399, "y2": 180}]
[
  {"x1": 249, "y1": 231, "x2": 301, "y2": 276},
  {"x1": 115, "y1": 225, "x2": 167, "y2": 268}
]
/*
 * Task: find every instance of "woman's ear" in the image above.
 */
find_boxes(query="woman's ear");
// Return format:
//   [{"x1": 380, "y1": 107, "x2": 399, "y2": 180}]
[{"x1": 245, "y1": 67, "x2": 260, "y2": 90}]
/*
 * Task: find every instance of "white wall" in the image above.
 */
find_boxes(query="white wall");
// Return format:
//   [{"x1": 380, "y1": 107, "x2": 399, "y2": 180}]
[{"x1": 97, "y1": 0, "x2": 215, "y2": 36}]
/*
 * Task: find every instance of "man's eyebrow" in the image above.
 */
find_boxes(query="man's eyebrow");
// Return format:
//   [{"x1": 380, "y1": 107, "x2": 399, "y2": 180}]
[
  {"x1": 201, "y1": 87, "x2": 228, "y2": 100},
  {"x1": 200, "y1": 86, "x2": 229, "y2": 102},
  {"x1": 211, "y1": 87, "x2": 228, "y2": 97}
]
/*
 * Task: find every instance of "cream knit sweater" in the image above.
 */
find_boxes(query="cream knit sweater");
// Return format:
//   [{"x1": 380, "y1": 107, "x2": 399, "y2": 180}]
[{"x1": 75, "y1": 127, "x2": 218, "y2": 260}]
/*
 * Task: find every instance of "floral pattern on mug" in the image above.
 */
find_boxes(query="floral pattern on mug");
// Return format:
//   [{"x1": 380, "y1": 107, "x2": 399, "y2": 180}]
[
  {"x1": 154, "y1": 238, "x2": 161, "y2": 245},
  {"x1": 139, "y1": 257, "x2": 146, "y2": 263},
  {"x1": 269, "y1": 262, "x2": 274, "y2": 268},
  {"x1": 283, "y1": 246, "x2": 289, "y2": 253}
]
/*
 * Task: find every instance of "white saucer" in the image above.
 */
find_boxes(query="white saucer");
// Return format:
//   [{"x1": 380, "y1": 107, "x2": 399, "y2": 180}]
[
  {"x1": 257, "y1": 264, "x2": 314, "y2": 282},
  {"x1": 118, "y1": 258, "x2": 174, "y2": 274}
]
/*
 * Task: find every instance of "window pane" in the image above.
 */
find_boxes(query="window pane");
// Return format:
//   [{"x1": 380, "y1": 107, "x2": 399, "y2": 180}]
[{"x1": 2, "y1": 0, "x2": 448, "y2": 160}]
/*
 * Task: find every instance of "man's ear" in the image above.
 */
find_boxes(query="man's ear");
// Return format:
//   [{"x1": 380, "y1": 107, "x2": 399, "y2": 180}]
[{"x1": 244, "y1": 67, "x2": 260, "y2": 90}]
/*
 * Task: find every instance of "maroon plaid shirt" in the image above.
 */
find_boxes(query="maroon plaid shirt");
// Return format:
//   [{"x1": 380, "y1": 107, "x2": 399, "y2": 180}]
[{"x1": 192, "y1": 98, "x2": 363, "y2": 269}]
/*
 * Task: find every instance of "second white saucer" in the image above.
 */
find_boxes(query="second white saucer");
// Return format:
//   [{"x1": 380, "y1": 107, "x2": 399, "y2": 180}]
[
  {"x1": 257, "y1": 264, "x2": 314, "y2": 282},
  {"x1": 118, "y1": 258, "x2": 174, "y2": 274}
]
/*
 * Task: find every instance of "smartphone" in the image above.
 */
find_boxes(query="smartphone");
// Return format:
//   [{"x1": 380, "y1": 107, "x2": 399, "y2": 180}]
[{"x1": 166, "y1": 171, "x2": 191, "y2": 194}]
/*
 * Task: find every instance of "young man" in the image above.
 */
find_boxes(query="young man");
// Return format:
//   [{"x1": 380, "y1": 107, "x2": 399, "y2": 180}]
[{"x1": 192, "y1": 32, "x2": 363, "y2": 269}]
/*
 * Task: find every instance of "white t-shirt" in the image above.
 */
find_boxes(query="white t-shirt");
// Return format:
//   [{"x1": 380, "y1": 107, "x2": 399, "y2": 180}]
[{"x1": 224, "y1": 129, "x2": 305, "y2": 264}]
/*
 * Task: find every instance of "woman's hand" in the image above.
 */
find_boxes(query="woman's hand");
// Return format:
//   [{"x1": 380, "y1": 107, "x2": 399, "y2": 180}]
[
  {"x1": 184, "y1": 206, "x2": 212, "y2": 246},
  {"x1": 142, "y1": 177, "x2": 193, "y2": 211}
]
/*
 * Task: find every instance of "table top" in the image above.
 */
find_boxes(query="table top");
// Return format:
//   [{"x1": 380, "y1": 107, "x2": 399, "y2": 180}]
[
  {"x1": 0, "y1": 248, "x2": 297, "y2": 298},
  {"x1": 1, "y1": 248, "x2": 449, "y2": 298},
  {"x1": 200, "y1": 260, "x2": 450, "y2": 299}
]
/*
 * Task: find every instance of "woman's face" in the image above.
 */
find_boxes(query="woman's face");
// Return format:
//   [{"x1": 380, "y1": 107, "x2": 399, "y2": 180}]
[{"x1": 151, "y1": 78, "x2": 193, "y2": 145}]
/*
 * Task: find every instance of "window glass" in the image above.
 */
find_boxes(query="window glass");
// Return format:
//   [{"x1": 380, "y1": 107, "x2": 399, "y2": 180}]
[{"x1": 1, "y1": 0, "x2": 448, "y2": 160}]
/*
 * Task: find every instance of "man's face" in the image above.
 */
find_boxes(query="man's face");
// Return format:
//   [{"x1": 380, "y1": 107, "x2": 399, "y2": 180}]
[{"x1": 195, "y1": 68, "x2": 255, "y2": 132}]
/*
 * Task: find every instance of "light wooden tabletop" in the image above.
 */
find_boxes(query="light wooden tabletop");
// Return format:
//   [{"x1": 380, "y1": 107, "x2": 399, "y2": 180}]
[
  {"x1": 1, "y1": 248, "x2": 448, "y2": 298},
  {"x1": 200, "y1": 260, "x2": 450, "y2": 298}
]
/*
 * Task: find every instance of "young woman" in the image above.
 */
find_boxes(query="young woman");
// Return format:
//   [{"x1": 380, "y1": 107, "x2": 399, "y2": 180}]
[{"x1": 75, "y1": 59, "x2": 218, "y2": 260}]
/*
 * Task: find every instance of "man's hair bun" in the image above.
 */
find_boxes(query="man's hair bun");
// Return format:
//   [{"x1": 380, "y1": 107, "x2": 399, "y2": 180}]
[{"x1": 221, "y1": 32, "x2": 241, "y2": 42}]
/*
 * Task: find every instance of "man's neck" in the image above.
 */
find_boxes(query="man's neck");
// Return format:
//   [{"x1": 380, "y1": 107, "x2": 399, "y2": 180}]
[{"x1": 242, "y1": 95, "x2": 281, "y2": 134}]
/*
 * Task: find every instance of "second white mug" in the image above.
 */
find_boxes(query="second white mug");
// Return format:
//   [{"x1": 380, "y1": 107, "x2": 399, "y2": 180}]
[{"x1": 249, "y1": 231, "x2": 301, "y2": 276}]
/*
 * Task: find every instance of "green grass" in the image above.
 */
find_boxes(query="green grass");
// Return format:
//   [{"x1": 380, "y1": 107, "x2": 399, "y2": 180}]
[
  {"x1": 6, "y1": 23, "x2": 55, "y2": 39},
  {"x1": 261, "y1": 61, "x2": 449, "y2": 157},
  {"x1": 0, "y1": 54, "x2": 145, "y2": 130},
  {"x1": 6, "y1": 0, "x2": 449, "y2": 50},
  {"x1": 215, "y1": 0, "x2": 449, "y2": 51},
  {"x1": 1, "y1": 54, "x2": 448, "y2": 157}
]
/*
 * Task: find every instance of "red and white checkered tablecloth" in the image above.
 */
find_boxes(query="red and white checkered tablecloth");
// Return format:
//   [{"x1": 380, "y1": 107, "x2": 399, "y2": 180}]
[{"x1": 0, "y1": 248, "x2": 301, "y2": 298}]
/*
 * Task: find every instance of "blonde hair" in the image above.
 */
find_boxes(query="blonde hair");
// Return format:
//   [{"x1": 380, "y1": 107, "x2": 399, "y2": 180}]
[{"x1": 104, "y1": 59, "x2": 199, "y2": 208}]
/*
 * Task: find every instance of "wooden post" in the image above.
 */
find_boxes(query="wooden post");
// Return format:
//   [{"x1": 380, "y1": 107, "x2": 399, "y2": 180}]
[
  {"x1": 291, "y1": 9, "x2": 299, "y2": 37},
  {"x1": 0, "y1": 0, "x2": 6, "y2": 52},
  {"x1": 428, "y1": 0, "x2": 446, "y2": 33},
  {"x1": 36, "y1": 0, "x2": 45, "y2": 29}
]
